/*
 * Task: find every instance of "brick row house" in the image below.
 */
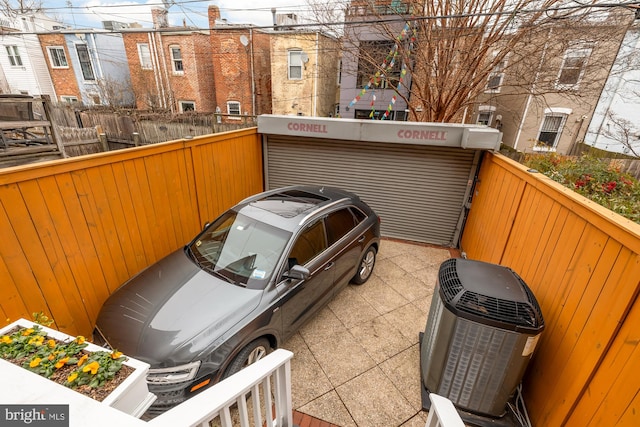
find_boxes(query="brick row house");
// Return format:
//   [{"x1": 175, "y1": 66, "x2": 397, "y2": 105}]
[
  {"x1": 122, "y1": 7, "x2": 215, "y2": 113},
  {"x1": 208, "y1": 6, "x2": 272, "y2": 119},
  {"x1": 39, "y1": 30, "x2": 134, "y2": 107}
]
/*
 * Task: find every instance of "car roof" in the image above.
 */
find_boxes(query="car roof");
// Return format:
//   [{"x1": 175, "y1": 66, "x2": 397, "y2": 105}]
[{"x1": 236, "y1": 186, "x2": 359, "y2": 232}]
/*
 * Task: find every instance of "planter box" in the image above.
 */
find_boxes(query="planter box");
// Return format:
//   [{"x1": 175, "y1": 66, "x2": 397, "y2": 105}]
[{"x1": 0, "y1": 319, "x2": 156, "y2": 418}]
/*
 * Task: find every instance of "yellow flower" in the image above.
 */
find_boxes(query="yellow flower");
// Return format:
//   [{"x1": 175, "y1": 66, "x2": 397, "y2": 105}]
[
  {"x1": 22, "y1": 328, "x2": 34, "y2": 336},
  {"x1": 55, "y1": 357, "x2": 69, "y2": 369},
  {"x1": 110, "y1": 351, "x2": 123, "y2": 359},
  {"x1": 47, "y1": 339, "x2": 56, "y2": 348},
  {"x1": 29, "y1": 357, "x2": 42, "y2": 368},
  {"x1": 48, "y1": 354, "x2": 55, "y2": 361},
  {"x1": 1, "y1": 335, "x2": 12, "y2": 344},
  {"x1": 28, "y1": 336, "x2": 44, "y2": 346},
  {"x1": 67, "y1": 372, "x2": 78, "y2": 383},
  {"x1": 77, "y1": 354, "x2": 88, "y2": 366},
  {"x1": 82, "y1": 361, "x2": 100, "y2": 375},
  {"x1": 75, "y1": 336, "x2": 85, "y2": 344}
]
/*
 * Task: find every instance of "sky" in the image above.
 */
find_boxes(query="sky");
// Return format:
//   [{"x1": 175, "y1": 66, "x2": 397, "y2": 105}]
[{"x1": 34, "y1": 0, "x2": 327, "y2": 31}]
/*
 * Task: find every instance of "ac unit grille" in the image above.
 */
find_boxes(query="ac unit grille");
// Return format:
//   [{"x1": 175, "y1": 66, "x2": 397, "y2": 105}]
[{"x1": 438, "y1": 259, "x2": 543, "y2": 329}]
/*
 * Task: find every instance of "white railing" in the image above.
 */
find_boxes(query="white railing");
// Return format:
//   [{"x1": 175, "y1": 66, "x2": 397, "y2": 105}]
[
  {"x1": 425, "y1": 394, "x2": 465, "y2": 427},
  {"x1": 148, "y1": 349, "x2": 294, "y2": 427}
]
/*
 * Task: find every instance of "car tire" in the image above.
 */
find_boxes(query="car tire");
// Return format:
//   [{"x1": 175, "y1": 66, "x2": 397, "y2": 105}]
[
  {"x1": 222, "y1": 338, "x2": 271, "y2": 380},
  {"x1": 352, "y1": 246, "x2": 376, "y2": 285}
]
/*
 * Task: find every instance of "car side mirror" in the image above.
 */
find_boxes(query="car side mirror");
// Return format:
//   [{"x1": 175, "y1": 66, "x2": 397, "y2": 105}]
[{"x1": 284, "y1": 264, "x2": 309, "y2": 281}]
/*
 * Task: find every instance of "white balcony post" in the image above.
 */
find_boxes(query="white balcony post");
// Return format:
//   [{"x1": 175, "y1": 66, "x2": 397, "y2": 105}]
[{"x1": 425, "y1": 394, "x2": 465, "y2": 427}]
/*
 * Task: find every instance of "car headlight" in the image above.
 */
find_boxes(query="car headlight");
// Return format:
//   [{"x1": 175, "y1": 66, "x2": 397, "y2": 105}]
[{"x1": 147, "y1": 361, "x2": 201, "y2": 384}]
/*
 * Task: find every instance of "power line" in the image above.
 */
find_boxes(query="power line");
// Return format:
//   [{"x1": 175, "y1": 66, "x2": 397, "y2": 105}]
[{"x1": 6, "y1": 0, "x2": 639, "y2": 35}]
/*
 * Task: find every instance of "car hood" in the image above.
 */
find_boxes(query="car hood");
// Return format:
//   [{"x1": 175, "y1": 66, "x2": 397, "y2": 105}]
[{"x1": 96, "y1": 249, "x2": 262, "y2": 366}]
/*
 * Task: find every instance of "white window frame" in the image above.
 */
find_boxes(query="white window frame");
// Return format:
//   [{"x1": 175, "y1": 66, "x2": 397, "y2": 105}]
[
  {"x1": 227, "y1": 101, "x2": 241, "y2": 119},
  {"x1": 288, "y1": 50, "x2": 302, "y2": 80},
  {"x1": 485, "y1": 52, "x2": 506, "y2": 93},
  {"x1": 47, "y1": 46, "x2": 68, "y2": 68},
  {"x1": 137, "y1": 43, "x2": 152, "y2": 70},
  {"x1": 60, "y1": 95, "x2": 78, "y2": 104},
  {"x1": 477, "y1": 106, "x2": 496, "y2": 126},
  {"x1": 535, "y1": 109, "x2": 571, "y2": 151},
  {"x1": 556, "y1": 47, "x2": 591, "y2": 89},
  {"x1": 170, "y1": 45, "x2": 183, "y2": 74},
  {"x1": 179, "y1": 101, "x2": 195, "y2": 112},
  {"x1": 6, "y1": 45, "x2": 22, "y2": 67}
]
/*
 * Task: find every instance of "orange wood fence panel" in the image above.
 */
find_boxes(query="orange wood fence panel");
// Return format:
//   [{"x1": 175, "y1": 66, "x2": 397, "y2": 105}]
[
  {"x1": 0, "y1": 128, "x2": 263, "y2": 338},
  {"x1": 461, "y1": 152, "x2": 640, "y2": 426}
]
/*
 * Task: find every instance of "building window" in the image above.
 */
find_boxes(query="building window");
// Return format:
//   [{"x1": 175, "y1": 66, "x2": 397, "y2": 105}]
[
  {"x1": 6, "y1": 45, "x2": 22, "y2": 67},
  {"x1": 357, "y1": 41, "x2": 400, "y2": 89},
  {"x1": 179, "y1": 101, "x2": 195, "y2": 112},
  {"x1": 477, "y1": 105, "x2": 496, "y2": 126},
  {"x1": 137, "y1": 43, "x2": 152, "y2": 69},
  {"x1": 76, "y1": 44, "x2": 95, "y2": 80},
  {"x1": 288, "y1": 50, "x2": 303, "y2": 80},
  {"x1": 485, "y1": 53, "x2": 506, "y2": 92},
  {"x1": 536, "y1": 114, "x2": 567, "y2": 149},
  {"x1": 557, "y1": 48, "x2": 591, "y2": 87},
  {"x1": 170, "y1": 46, "x2": 183, "y2": 73},
  {"x1": 227, "y1": 101, "x2": 241, "y2": 119},
  {"x1": 60, "y1": 95, "x2": 78, "y2": 104},
  {"x1": 47, "y1": 46, "x2": 68, "y2": 68}
]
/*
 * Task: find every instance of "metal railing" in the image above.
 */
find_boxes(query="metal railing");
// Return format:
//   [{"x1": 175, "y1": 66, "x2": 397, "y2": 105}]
[
  {"x1": 148, "y1": 349, "x2": 294, "y2": 427},
  {"x1": 425, "y1": 394, "x2": 465, "y2": 427}
]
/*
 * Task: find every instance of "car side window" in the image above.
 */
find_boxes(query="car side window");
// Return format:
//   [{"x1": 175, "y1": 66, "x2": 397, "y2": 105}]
[
  {"x1": 351, "y1": 207, "x2": 367, "y2": 224},
  {"x1": 326, "y1": 208, "x2": 356, "y2": 246},
  {"x1": 289, "y1": 220, "x2": 327, "y2": 267}
]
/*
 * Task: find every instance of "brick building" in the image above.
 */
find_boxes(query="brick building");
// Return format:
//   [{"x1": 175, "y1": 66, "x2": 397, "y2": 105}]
[
  {"x1": 208, "y1": 6, "x2": 272, "y2": 121},
  {"x1": 122, "y1": 7, "x2": 216, "y2": 113},
  {"x1": 38, "y1": 33, "x2": 81, "y2": 103}
]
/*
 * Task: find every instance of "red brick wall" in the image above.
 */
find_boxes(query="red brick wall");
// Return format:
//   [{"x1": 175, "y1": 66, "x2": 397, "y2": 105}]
[
  {"x1": 122, "y1": 31, "x2": 215, "y2": 112},
  {"x1": 209, "y1": 28, "x2": 272, "y2": 120},
  {"x1": 38, "y1": 34, "x2": 80, "y2": 102}
]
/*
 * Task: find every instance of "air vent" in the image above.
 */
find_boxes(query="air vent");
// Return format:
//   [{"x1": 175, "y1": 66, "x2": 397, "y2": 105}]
[{"x1": 437, "y1": 258, "x2": 543, "y2": 332}]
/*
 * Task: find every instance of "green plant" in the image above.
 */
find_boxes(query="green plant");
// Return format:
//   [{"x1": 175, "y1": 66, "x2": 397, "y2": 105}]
[
  {"x1": 32, "y1": 311, "x2": 54, "y2": 327},
  {"x1": 524, "y1": 154, "x2": 640, "y2": 223},
  {"x1": 0, "y1": 324, "x2": 126, "y2": 390}
]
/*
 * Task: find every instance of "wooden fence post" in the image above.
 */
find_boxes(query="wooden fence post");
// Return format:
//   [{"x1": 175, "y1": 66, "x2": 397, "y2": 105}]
[{"x1": 98, "y1": 133, "x2": 108, "y2": 152}]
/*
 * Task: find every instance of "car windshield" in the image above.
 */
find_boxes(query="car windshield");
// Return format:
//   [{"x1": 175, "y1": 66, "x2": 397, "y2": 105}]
[{"x1": 187, "y1": 211, "x2": 291, "y2": 289}]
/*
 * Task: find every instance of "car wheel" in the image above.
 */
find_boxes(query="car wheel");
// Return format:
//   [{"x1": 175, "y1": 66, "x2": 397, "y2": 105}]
[
  {"x1": 352, "y1": 246, "x2": 376, "y2": 285},
  {"x1": 222, "y1": 338, "x2": 271, "y2": 379}
]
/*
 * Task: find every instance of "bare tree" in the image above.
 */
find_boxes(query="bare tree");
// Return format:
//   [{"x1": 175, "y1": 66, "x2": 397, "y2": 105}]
[
  {"x1": 602, "y1": 111, "x2": 640, "y2": 156},
  {"x1": 313, "y1": 0, "x2": 636, "y2": 122},
  {"x1": 0, "y1": 0, "x2": 42, "y2": 16}
]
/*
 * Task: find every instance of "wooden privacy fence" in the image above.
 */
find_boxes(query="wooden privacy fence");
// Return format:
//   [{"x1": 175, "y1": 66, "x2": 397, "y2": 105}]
[
  {"x1": 461, "y1": 152, "x2": 640, "y2": 426},
  {"x1": 0, "y1": 128, "x2": 263, "y2": 338}
]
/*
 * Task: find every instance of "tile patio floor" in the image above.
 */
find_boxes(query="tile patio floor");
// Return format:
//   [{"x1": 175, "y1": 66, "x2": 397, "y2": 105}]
[{"x1": 282, "y1": 239, "x2": 459, "y2": 427}]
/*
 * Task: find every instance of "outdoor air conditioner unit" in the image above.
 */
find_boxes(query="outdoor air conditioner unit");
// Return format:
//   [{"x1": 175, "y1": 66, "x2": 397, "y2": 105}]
[{"x1": 420, "y1": 258, "x2": 544, "y2": 419}]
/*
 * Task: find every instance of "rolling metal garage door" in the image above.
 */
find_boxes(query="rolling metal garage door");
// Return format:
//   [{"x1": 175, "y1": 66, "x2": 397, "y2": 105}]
[{"x1": 264, "y1": 135, "x2": 481, "y2": 246}]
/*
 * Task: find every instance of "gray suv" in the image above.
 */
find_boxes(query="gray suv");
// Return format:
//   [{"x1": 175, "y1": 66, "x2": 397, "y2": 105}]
[{"x1": 94, "y1": 186, "x2": 380, "y2": 415}]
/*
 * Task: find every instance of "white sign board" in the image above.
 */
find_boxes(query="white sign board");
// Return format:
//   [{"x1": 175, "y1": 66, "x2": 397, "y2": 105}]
[{"x1": 257, "y1": 115, "x2": 502, "y2": 150}]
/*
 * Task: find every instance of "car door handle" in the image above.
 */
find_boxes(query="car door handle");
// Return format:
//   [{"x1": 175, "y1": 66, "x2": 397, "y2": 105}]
[
  {"x1": 324, "y1": 262, "x2": 335, "y2": 271},
  {"x1": 357, "y1": 236, "x2": 365, "y2": 243}
]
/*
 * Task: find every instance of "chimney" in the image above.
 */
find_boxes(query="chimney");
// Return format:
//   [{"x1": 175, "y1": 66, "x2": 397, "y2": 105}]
[
  {"x1": 151, "y1": 7, "x2": 169, "y2": 29},
  {"x1": 208, "y1": 5, "x2": 221, "y2": 28},
  {"x1": 271, "y1": 8, "x2": 277, "y2": 29}
]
